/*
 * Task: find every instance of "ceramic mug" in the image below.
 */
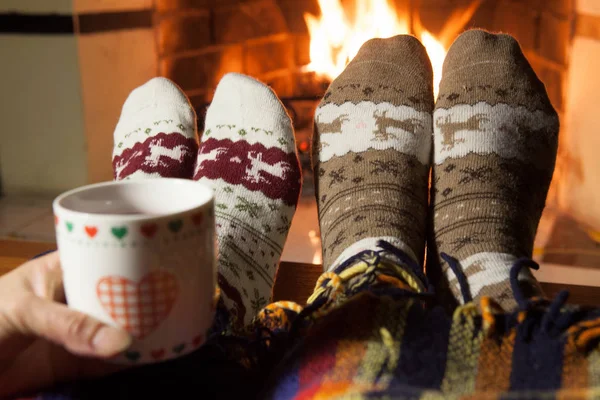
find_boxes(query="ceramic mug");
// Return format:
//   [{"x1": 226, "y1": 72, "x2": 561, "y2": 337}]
[{"x1": 52, "y1": 178, "x2": 216, "y2": 364}]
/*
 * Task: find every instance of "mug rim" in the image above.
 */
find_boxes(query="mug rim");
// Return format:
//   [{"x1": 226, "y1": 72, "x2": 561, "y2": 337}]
[{"x1": 53, "y1": 178, "x2": 214, "y2": 222}]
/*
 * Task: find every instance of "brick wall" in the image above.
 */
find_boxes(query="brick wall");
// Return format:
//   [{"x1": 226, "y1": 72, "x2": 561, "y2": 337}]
[
  {"x1": 419, "y1": 0, "x2": 573, "y2": 115},
  {"x1": 155, "y1": 0, "x2": 322, "y2": 124}
]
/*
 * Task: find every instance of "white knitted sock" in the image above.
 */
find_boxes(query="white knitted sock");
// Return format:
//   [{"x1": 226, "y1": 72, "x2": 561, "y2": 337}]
[
  {"x1": 112, "y1": 77, "x2": 198, "y2": 180},
  {"x1": 193, "y1": 73, "x2": 302, "y2": 329}
]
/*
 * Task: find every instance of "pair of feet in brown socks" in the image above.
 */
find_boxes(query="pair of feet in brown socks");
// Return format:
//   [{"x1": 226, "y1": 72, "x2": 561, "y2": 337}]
[
  {"x1": 112, "y1": 29, "x2": 558, "y2": 327},
  {"x1": 313, "y1": 29, "x2": 559, "y2": 310}
]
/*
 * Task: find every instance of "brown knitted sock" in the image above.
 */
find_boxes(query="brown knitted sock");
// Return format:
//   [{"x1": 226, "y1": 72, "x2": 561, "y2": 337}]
[
  {"x1": 313, "y1": 35, "x2": 434, "y2": 271},
  {"x1": 429, "y1": 30, "x2": 559, "y2": 309}
]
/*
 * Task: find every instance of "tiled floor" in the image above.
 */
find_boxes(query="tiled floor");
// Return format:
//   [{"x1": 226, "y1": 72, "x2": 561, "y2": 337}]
[
  {"x1": 2, "y1": 193, "x2": 600, "y2": 289},
  {"x1": 0, "y1": 194, "x2": 56, "y2": 242},
  {"x1": 281, "y1": 197, "x2": 322, "y2": 265}
]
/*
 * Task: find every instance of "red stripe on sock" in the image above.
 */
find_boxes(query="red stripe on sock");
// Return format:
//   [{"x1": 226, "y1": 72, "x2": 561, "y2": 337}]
[
  {"x1": 112, "y1": 132, "x2": 198, "y2": 180},
  {"x1": 194, "y1": 138, "x2": 301, "y2": 206}
]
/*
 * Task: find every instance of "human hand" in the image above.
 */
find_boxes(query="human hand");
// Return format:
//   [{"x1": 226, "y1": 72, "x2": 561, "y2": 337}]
[{"x1": 0, "y1": 251, "x2": 131, "y2": 398}]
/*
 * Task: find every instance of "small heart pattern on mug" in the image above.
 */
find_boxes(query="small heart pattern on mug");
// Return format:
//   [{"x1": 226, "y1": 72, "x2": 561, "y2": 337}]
[
  {"x1": 59, "y1": 215, "x2": 203, "y2": 242},
  {"x1": 140, "y1": 223, "x2": 158, "y2": 238},
  {"x1": 193, "y1": 334, "x2": 205, "y2": 347},
  {"x1": 191, "y1": 212, "x2": 203, "y2": 226},
  {"x1": 96, "y1": 271, "x2": 178, "y2": 339},
  {"x1": 111, "y1": 227, "x2": 128, "y2": 240},
  {"x1": 85, "y1": 226, "x2": 98, "y2": 238},
  {"x1": 168, "y1": 219, "x2": 183, "y2": 233},
  {"x1": 119, "y1": 330, "x2": 207, "y2": 363},
  {"x1": 151, "y1": 349, "x2": 166, "y2": 361},
  {"x1": 172, "y1": 343, "x2": 186, "y2": 354},
  {"x1": 125, "y1": 350, "x2": 141, "y2": 362}
]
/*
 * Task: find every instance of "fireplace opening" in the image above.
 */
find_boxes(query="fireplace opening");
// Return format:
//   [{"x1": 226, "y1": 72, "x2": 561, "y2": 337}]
[{"x1": 156, "y1": 0, "x2": 575, "y2": 267}]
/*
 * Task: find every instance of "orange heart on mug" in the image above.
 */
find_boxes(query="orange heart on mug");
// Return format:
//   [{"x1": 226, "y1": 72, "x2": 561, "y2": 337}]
[
  {"x1": 96, "y1": 271, "x2": 178, "y2": 339},
  {"x1": 85, "y1": 226, "x2": 98, "y2": 238}
]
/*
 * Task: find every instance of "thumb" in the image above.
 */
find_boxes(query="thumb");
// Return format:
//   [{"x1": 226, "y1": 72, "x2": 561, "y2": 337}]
[{"x1": 11, "y1": 296, "x2": 131, "y2": 358}]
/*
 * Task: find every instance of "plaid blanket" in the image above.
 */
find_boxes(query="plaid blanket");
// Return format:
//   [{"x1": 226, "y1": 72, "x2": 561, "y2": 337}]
[{"x1": 41, "y1": 241, "x2": 600, "y2": 400}]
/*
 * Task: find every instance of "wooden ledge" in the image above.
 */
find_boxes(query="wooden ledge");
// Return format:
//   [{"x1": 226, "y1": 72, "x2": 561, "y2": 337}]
[{"x1": 1, "y1": 239, "x2": 598, "y2": 306}]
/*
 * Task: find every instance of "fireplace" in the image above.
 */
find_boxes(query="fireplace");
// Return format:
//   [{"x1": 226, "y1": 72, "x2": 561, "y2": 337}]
[
  {"x1": 155, "y1": 0, "x2": 571, "y2": 195},
  {"x1": 151, "y1": 0, "x2": 576, "y2": 266}
]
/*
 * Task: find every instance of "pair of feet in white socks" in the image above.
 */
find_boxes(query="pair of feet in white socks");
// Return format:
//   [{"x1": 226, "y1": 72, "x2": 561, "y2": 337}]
[{"x1": 112, "y1": 74, "x2": 301, "y2": 330}]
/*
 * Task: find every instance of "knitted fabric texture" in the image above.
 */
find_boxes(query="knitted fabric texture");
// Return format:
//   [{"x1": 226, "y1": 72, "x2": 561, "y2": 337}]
[
  {"x1": 112, "y1": 77, "x2": 198, "y2": 180},
  {"x1": 39, "y1": 242, "x2": 600, "y2": 400},
  {"x1": 429, "y1": 30, "x2": 558, "y2": 310},
  {"x1": 193, "y1": 73, "x2": 302, "y2": 329},
  {"x1": 312, "y1": 34, "x2": 433, "y2": 271}
]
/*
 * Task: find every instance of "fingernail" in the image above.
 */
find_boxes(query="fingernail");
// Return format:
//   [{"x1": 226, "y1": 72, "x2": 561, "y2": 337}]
[{"x1": 92, "y1": 326, "x2": 132, "y2": 355}]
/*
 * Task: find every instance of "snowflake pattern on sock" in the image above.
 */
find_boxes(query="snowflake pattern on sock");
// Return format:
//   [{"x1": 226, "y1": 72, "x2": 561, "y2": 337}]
[{"x1": 193, "y1": 73, "x2": 301, "y2": 329}]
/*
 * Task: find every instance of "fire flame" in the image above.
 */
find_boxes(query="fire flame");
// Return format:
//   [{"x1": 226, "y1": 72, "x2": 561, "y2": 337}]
[{"x1": 304, "y1": 0, "x2": 482, "y2": 97}]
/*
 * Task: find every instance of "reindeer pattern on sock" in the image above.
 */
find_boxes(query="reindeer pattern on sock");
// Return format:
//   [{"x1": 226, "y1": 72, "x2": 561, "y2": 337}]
[
  {"x1": 433, "y1": 104, "x2": 557, "y2": 167},
  {"x1": 316, "y1": 106, "x2": 426, "y2": 143},
  {"x1": 317, "y1": 113, "x2": 350, "y2": 134},
  {"x1": 113, "y1": 132, "x2": 197, "y2": 180},
  {"x1": 195, "y1": 137, "x2": 300, "y2": 204},
  {"x1": 435, "y1": 113, "x2": 489, "y2": 151},
  {"x1": 315, "y1": 102, "x2": 432, "y2": 166},
  {"x1": 245, "y1": 151, "x2": 291, "y2": 185},
  {"x1": 372, "y1": 110, "x2": 424, "y2": 141}
]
